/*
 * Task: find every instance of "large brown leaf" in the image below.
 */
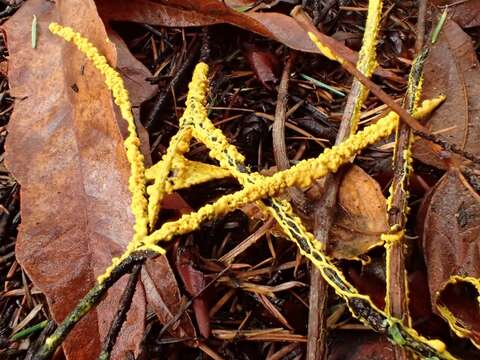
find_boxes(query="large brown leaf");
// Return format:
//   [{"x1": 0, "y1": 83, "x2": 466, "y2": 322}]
[
  {"x1": 413, "y1": 20, "x2": 480, "y2": 169},
  {"x1": 328, "y1": 165, "x2": 389, "y2": 259},
  {"x1": 95, "y1": 0, "x2": 400, "y2": 81},
  {"x1": 5, "y1": 1, "x2": 145, "y2": 358},
  {"x1": 5, "y1": 0, "x2": 194, "y2": 357},
  {"x1": 420, "y1": 169, "x2": 480, "y2": 348}
]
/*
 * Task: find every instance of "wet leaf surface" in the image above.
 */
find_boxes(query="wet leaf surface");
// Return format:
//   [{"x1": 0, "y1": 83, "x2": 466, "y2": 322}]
[
  {"x1": 243, "y1": 43, "x2": 279, "y2": 90},
  {"x1": 413, "y1": 20, "x2": 480, "y2": 169},
  {"x1": 174, "y1": 243, "x2": 210, "y2": 338},
  {"x1": 4, "y1": 0, "x2": 192, "y2": 357},
  {"x1": 420, "y1": 169, "x2": 480, "y2": 347}
]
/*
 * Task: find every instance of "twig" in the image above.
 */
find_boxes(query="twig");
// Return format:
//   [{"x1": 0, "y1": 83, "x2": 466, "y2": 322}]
[
  {"x1": 32, "y1": 251, "x2": 154, "y2": 360},
  {"x1": 272, "y1": 51, "x2": 311, "y2": 215},
  {"x1": 145, "y1": 40, "x2": 201, "y2": 131},
  {"x1": 158, "y1": 266, "x2": 231, "y2": 339},
  {"x1": 384, "y1": 6, "x2": 428, "y2": 359},
  {"x1": 413, "y1": 130, "x2": 480, "y2": 165},
  {"x1": 291, "y1": 6, "x2": 428, "y2": 133},
  {"x1": 97, "y1": 264, "x2": 142, "y2": 360},
  {"x1": 416, "y1": 0, "x2": 427, "y2": 53},
  {"x1": 308, "y1": 1, "x2": 384, "y2": 357}
]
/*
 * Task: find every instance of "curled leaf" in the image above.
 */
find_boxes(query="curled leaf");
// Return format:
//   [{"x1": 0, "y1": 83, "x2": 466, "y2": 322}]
[
  {"x1": 329, "y1": 165, "x2": 389, "y2": 259},
  {"x1": 420, "y1": 169, "x2": 480, "y2": 348}
]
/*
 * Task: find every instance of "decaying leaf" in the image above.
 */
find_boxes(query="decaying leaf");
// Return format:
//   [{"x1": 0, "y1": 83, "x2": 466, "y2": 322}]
[
  {"x1": 175, "y1": 243, "x2": 210, "y2": 338},
  {"x1": 96, "y1": 0, "x2": 401, "y2": 81},
  {"x1": 328, "y1": 331, "x2": 395, "y2": 360},
  {"x1": 4, "y1": 0, "x2": 193, "y2": 357},
  {"x1": 420, "y1": 169, "x2": 480, "y2": 348},
  {"x1": 243, "y1": 42, "x2": 279, "y2": 90},
  {"x1": 431, "y1": 1, "x2": 480, "y2": 28},
  {"x1": 413, "y1": 19, "x2": 480, "y2": 169},
  {"x1": 5, "y1": 1, "x2": 144, "y2": 358},
  {"x1": 328, "y1": 165, "x2": 389, "y2": 259}
]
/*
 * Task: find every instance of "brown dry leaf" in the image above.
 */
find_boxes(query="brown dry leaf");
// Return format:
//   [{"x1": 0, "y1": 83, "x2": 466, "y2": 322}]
[
  {"x1": 431, "y1": 1, "x2": 480, "y2": 28},
  {"x1": 95, "y1": 0, "x2": 401, "y2": 81},
  {"x1": 243, "y1": 42, "x2": 279, "y2": 90},
  {"x1": 328, "y1": 165, "x2": 389, "y2": 259},
  {"x1": 175, "y1": 244, "x2": 210, "y2": 338},
  {"x1": 4, "y1": 0, "x2": 193, "y2": 357},
  {"x1": 413, "y1": 19, "x2": 480, "y2": 169},
  {"x1": 420, "y1": 169, "x2": 480, "y2": 348}
]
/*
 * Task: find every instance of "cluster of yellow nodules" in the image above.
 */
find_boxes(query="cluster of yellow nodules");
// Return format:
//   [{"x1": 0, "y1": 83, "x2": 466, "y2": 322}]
[
  {"x1": 49, "y1": 23, "x2": 164, "y2": 283},
  {"x1": 49, "y1": 23, "x2": 444, "y2": 286}
]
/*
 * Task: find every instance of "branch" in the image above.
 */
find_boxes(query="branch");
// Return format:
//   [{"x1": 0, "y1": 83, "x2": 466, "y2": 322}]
[
  {"x1": 97, "y1": 263, "x2": 142, "y2": 360},
  {"x1": 32, "y1": 251, "x2": 153, "y2": 360}
]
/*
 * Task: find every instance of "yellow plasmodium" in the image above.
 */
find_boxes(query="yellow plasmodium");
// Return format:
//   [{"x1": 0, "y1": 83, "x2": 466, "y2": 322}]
[
  {"x1": 307, "y1": 32, "x2": 342, "y2": 63},
  {"x1": 437, "y1": 275, "x2": 480, "y2": 349},
  {"x1": 347, "y1": 0, "x2": 383, "y2": 133},
  {"x1": 48, "y1": 23, "x2": 165, "y2": 284},
  {"x1": 146, "y1": 127, "x2": 193, "y2": 229},
  {"x1": 146, "y1": 157, "x2": 231, "y2": 192},
  {"x1": 143, "y1": 92, "x2": 443, "y2": 248},
  {"x1": 380, "y1": 227, "x2": 405, "y2": 244},
  {"x1": 49, "y1": 21, "x2": 456, "y2": 358}
]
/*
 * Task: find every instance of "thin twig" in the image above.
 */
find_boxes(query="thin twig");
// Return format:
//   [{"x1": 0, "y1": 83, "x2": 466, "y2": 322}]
[
  {"x1": 97, "y1": 264, "x2": 142, "y2": 360},
  {"x1": 308, "y1": 1, "x2": 384, "y2": 356},
  {"x1": 413, "y1": 130, "x2": 480, "y2": 165},
  {"x1": 158, "y1": 266, "x2": 231, "y2": 339},
  {"x1": 385, "y1": 6, "x2": 428, "y2": 359},
  {"x1": 272, "y1": 51, "x2": 311, "y2": 215},
  {"x1": 32, "y1": 251, "x2": 154, "y2": 360},
  {"x1": 145, "y1": 40, "x2": 201, "y2": 131},
  {"x1": 416, "y1": 0, "x2": 427, "y2": 53}
]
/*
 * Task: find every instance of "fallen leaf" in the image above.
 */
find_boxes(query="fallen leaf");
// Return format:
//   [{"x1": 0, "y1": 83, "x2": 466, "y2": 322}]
[
  {"x1": 328, "y1": 165, "x2": 389, "y2": 259},
  {"x1": 413, "y1": 20, "x2": 480, "y2": 169},
  {"x1": 420, "y1": 169, "x2": 480, "y2": 348},
  {"x1": 95, "y1": 0, "x2": 401, "y2": 81},
  {"x1": 4, "y1": 0, "x2": 194, "y2": 357},
  {"x1": 328, "y1": 331, "x2": 396, "y2": 360},
  {"x1": 243, "y1": 43, "x2": 279, "y2": 90},
  {"x1": 175, "y1": 243, "x2": 210, "y2": 338},
  {"x1": 5, "y1": 1, "x2": 145, "y2": 359},
  {"x1": 431, "y1": 1, "x2": 480, "y2": 28}
]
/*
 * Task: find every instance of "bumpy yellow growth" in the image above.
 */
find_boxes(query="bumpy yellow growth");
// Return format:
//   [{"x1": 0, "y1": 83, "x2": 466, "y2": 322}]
[
  {"x1": 49, "y1": 23, "x2": 165, "y2": 284},
  {"x1": 146, "y1": 127, "x2": 193, "y2": 229},
  {"x1": 307, "y1": 32, "x2": 343, "y2": 63},
  {"x1": 143, "y1": 94, "x2": 443, "y2": 248},
  {"x1": 146, "y1": 157, "x2": 231, "y2": 192},
  {"x1": 347, "y1": 0, "x2": 383, "y2": 132}
]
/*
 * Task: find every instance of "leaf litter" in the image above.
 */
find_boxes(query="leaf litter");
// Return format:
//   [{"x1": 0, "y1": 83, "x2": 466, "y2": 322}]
[{"x1": 1, "y1": 0, "x2": 480, "y2": 359}]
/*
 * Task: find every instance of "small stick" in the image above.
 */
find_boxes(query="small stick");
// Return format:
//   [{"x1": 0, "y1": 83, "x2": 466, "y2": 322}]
[
  {"x1": 291, "y1": 6, "x2": 428, "y2": 133},
  {"x1": 145, "y1": 40, "x2": 201, "y2": 131},
  {"x1": 32, "y1": 251, "x2": 153, "y2": 360},
  {"x1": 158, "y1": 266, "x2": 231, "y2": 338},
  {"x1": 385, "y1": 5, "x2": 428, "y2": 359},
  {"x1": 97, "y1": 264, "x2": 142, "y2": 360},
  {"x1": 272, "y1": 51, "x2": 311, "y2": 215}
]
